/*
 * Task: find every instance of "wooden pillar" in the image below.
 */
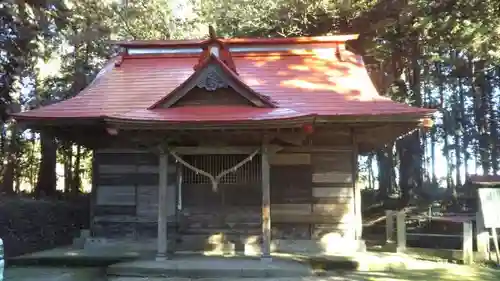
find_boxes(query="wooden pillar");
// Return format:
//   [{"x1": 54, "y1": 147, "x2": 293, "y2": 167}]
[
  {"x1": 396, "y1": 211, "x2": 406, "y2": 253},
  {"x1": 351, "y1": 130, "x2": 362, "y2": 240},
  {"x1": 385, "y1": 210, "x2": 394, "y2": 244},
  {"x1": 156, "y1": 151, "x2": 169, "y2": 261},
  {"x1": 261, "y1": 143, "x2": 272, "y2": 260},
  {"x1": 462, "y1": 220, "x2": 474, "y2": 265}
]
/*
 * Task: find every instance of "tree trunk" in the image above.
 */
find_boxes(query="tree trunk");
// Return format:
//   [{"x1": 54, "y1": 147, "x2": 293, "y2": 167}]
[
  {"x1": 472, "y1": 60, "x2": 491, "y2": 174},
  {"x1": 377, "y1": 145, "x2": 394, "y2": 200},
  {"x1": 35, "y1": 131, "x2": 57, "y2": 198},
  {"x1": 488, "y1": 68, "x2": 499, "y2": 174},
  {"x1": 453, "y1": 76, "x2": 462, "y2": 187},
  {"x1": 0, "y1": 123, "x2": 18, "y2": 195},
  {"x1": 459, "y1": 76, "x2": 470, "y2": 180},
  {"x1": 72, "y1": 144, "x2": 82, "y2": 195},
  {"x1": 367, "y1": 153, "x2": 374, "y2": 190},
  {"x1": 430, "y1": 124, "x2": 437, "y2": 184},
  {"x1": 64, "y1": 142, "x2": 73, "y2": 194},
  {"x1": 397, "y1": 36, "x2": 423, "y2": 204}
]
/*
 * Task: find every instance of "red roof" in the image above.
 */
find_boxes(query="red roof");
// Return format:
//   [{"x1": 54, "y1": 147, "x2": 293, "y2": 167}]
[
  {"x1": 14, "y1": 35, "x2": 435, "y2": 125},
  {"x1": 113, "y1": 106, "x2": 309, "y2": 122}
]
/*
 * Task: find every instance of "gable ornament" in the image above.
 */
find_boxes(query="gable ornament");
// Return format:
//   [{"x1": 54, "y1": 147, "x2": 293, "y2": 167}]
[{"x1": 196, "y1": 69, "x2": 229, "y2": 91}]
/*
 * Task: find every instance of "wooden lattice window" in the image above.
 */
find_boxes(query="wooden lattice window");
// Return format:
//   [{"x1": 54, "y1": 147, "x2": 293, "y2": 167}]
[{"x1": 181, "y1": 154, "x2": 261, "y2": 184}]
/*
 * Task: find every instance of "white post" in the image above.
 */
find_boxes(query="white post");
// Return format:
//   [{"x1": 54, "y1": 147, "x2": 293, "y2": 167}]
[
  {"x1": 476, "y1": 211, "x2": 490, "y2": 260},
  {"x1": 492, "y1": 227, "x2": 500, "y2": 264},
  {"x1": 385, "y1": 210, "x2": 394, "y2": 244},
  {"x1": 396, "y1": 211, "x2": 406, "y2": 253},
  {"x1": 462, "y1": 220, "x2": 474, "y2": 265},
  {"x1": 261, "y1": 143, "x2": 271, "y2": 261},
  {"x1": 156, "y1": 152, "x2": 169, "y2": 261}
]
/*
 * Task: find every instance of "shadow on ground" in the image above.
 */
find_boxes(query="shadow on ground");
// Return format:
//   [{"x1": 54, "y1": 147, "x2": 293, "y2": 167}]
[{"x1": 340, "y1": 266, "x2": 500, "y2": 281}]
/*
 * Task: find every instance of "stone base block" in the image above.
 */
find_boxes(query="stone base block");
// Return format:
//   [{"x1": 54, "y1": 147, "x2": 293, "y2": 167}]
[
  {"x1": 72, "y1": 237, "x2": 85, "y2": 249},
  {"x1": 273, "y1": 238, "x2": 366, "y2": 256},
  {"x1": 83, "y1": 237, "x2": 109, "y2": 250},
  {"x1": 204, "y1": 242, "x2": 236, "y2": 255}
]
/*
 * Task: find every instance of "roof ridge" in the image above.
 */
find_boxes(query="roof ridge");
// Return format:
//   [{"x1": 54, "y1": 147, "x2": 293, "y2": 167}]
[{"x1": 111, "y1": 34, "x2": 359, "y2": 48}]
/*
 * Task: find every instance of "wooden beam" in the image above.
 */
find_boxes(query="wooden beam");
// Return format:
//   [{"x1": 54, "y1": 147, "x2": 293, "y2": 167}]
[
  {"x1": 261, "y1": 142, "x2": 272, "y2": 260},
  {"x1": 171, "y1": 145, "x2": 282, "y2": 155},
  {"x1": 156, "y1": 151, "x2": 169, "y2": 260},
  {"x1": 280, "y1": 146, "x2": 352, "y2": 153}
]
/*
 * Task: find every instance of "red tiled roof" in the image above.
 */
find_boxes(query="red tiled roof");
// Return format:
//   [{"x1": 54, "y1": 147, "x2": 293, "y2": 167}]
[{"x1": 14, "y1": 38, "x2": 435, "y2": 124}]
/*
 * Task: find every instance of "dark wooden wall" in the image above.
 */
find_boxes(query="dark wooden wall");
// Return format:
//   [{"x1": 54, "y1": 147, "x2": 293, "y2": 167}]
[
  {"x1": 92, "y1": 149, "x2": 177, "y2": 239},
  {"x1": 269, "y1": 151, "x2": 355, "y2": 240},
  {"x1": 91, "y1": 148, "x2": 357, "y2": 243}
]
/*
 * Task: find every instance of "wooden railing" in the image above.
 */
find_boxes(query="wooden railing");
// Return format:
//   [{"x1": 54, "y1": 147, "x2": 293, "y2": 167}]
[{"x1": 385, "y1": 210, "x2": 494, "y2": 264}]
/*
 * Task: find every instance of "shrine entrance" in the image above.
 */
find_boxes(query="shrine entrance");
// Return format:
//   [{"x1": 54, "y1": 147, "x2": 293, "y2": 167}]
[
  {"x1": 160, "y1": 145, "x2": 271, "y2": 256},
  {"x1": 177, "y1": 153, "x2": 263, "y2": 239}
]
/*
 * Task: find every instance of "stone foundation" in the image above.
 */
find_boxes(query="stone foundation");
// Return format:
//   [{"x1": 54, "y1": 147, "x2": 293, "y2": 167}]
[{"x1": 80, "y1": 235, "x2": 365, "y2": 257}]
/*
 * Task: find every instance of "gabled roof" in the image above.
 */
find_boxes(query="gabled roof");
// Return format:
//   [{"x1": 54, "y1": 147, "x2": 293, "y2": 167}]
[
  {"x1": 12, "y1": 33, "x2": 435, "y2": 126},
  {"x1": 149, "y1": 54, "x2": 276, "y2": 109}
]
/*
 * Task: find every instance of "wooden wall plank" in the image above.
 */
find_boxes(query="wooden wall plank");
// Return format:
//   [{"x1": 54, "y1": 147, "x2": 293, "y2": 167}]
[
  {"x1": 98, "y1": 164, "x2": 174, "y2": 174},
  {"x1": 312, "y1": 203, "x2": 353, "y2": 215},
  {"x1": 312, "y1": 172, "x2": 353, "y2": 183},
  {"x1": 269, "y1": 153, "x2": 311, "y2": 165},
  {"x1": 312, "y1": 152, "x2": 352, "y2": 173},
  {"x1": 136, "y1": 185, "x2": 158, "y2": 218},
  {"x1": 270, "y1": 165, "x2": 312, "y2": 204},
  {"x1": 272, "y1": 213, "x2": 354, "y2": 224},
  {"x1": 97, "y1": 173, "x2": 160, "y2": 186},
  {"x1": 99, "y1": 165, "x2": 137, "y2": 174},
  {"x1": 271, "y1": 204, "x2": 311, "y2": 215},
  {"x1": 96, "y1": 149, "x2": 151, "y2": 154},
  {"x1": 93, "y1": 205, "x2": 136, "y2": 216},
  {"x1": 312, "y1": 187, "x2": 353, "y2": 198},
  {"x1": 92, "y1": 148, "x2": 179, "y2": 240},
  {"x1": 313, "y1": 197, "x2": 353, "y2": 204},
  {"x1": 95, "y1": 152, "x2": 158, "y2": 165},
  {"x1": 96, "y1": 185, "x2": 136, "y2": 206}
]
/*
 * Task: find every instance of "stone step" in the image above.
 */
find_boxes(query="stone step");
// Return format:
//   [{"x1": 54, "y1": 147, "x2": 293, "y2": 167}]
[{"x1": 106, "y1": 256, "x2": 313, "y2": 278}]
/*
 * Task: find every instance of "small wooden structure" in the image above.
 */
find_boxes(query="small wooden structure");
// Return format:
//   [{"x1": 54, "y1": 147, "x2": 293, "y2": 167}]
[
  {"x1": 386, "y1": 175, "x2": 500, "y2": 264},
  {"x1": 386, "y1": 210, "x2": 475, "y2": 264},
  {"x1": 12, "y1": 29, "x2": 434, "y2": 260}
]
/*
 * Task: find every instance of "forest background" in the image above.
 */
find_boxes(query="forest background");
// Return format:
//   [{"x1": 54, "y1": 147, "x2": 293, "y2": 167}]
[{"x1": 1, "y1": 0, "x2": 499, "y2": 206}]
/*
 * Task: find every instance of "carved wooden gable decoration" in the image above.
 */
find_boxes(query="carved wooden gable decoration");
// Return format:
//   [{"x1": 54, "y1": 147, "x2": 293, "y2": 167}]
[
  {"x1": 149, "y1": 56, "x2": 276, "y2": 109},
  {"x1": 170, "y1": 61, "x2": 255, "y2": 107}
]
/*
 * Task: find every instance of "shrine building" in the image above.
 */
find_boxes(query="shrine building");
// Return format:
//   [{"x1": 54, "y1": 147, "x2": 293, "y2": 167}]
[{"x1": 12, "y1": 30, "x2": 434, "y2": 260}]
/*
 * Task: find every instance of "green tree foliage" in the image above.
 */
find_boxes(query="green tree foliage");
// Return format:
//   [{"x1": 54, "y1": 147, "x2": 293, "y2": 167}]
[
  {"x1": 0, "y1": 0, "x2": 499, "y2": 204},
  {"x1": 195, "y1": 0, "x2": 500, "y2": 205}
]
